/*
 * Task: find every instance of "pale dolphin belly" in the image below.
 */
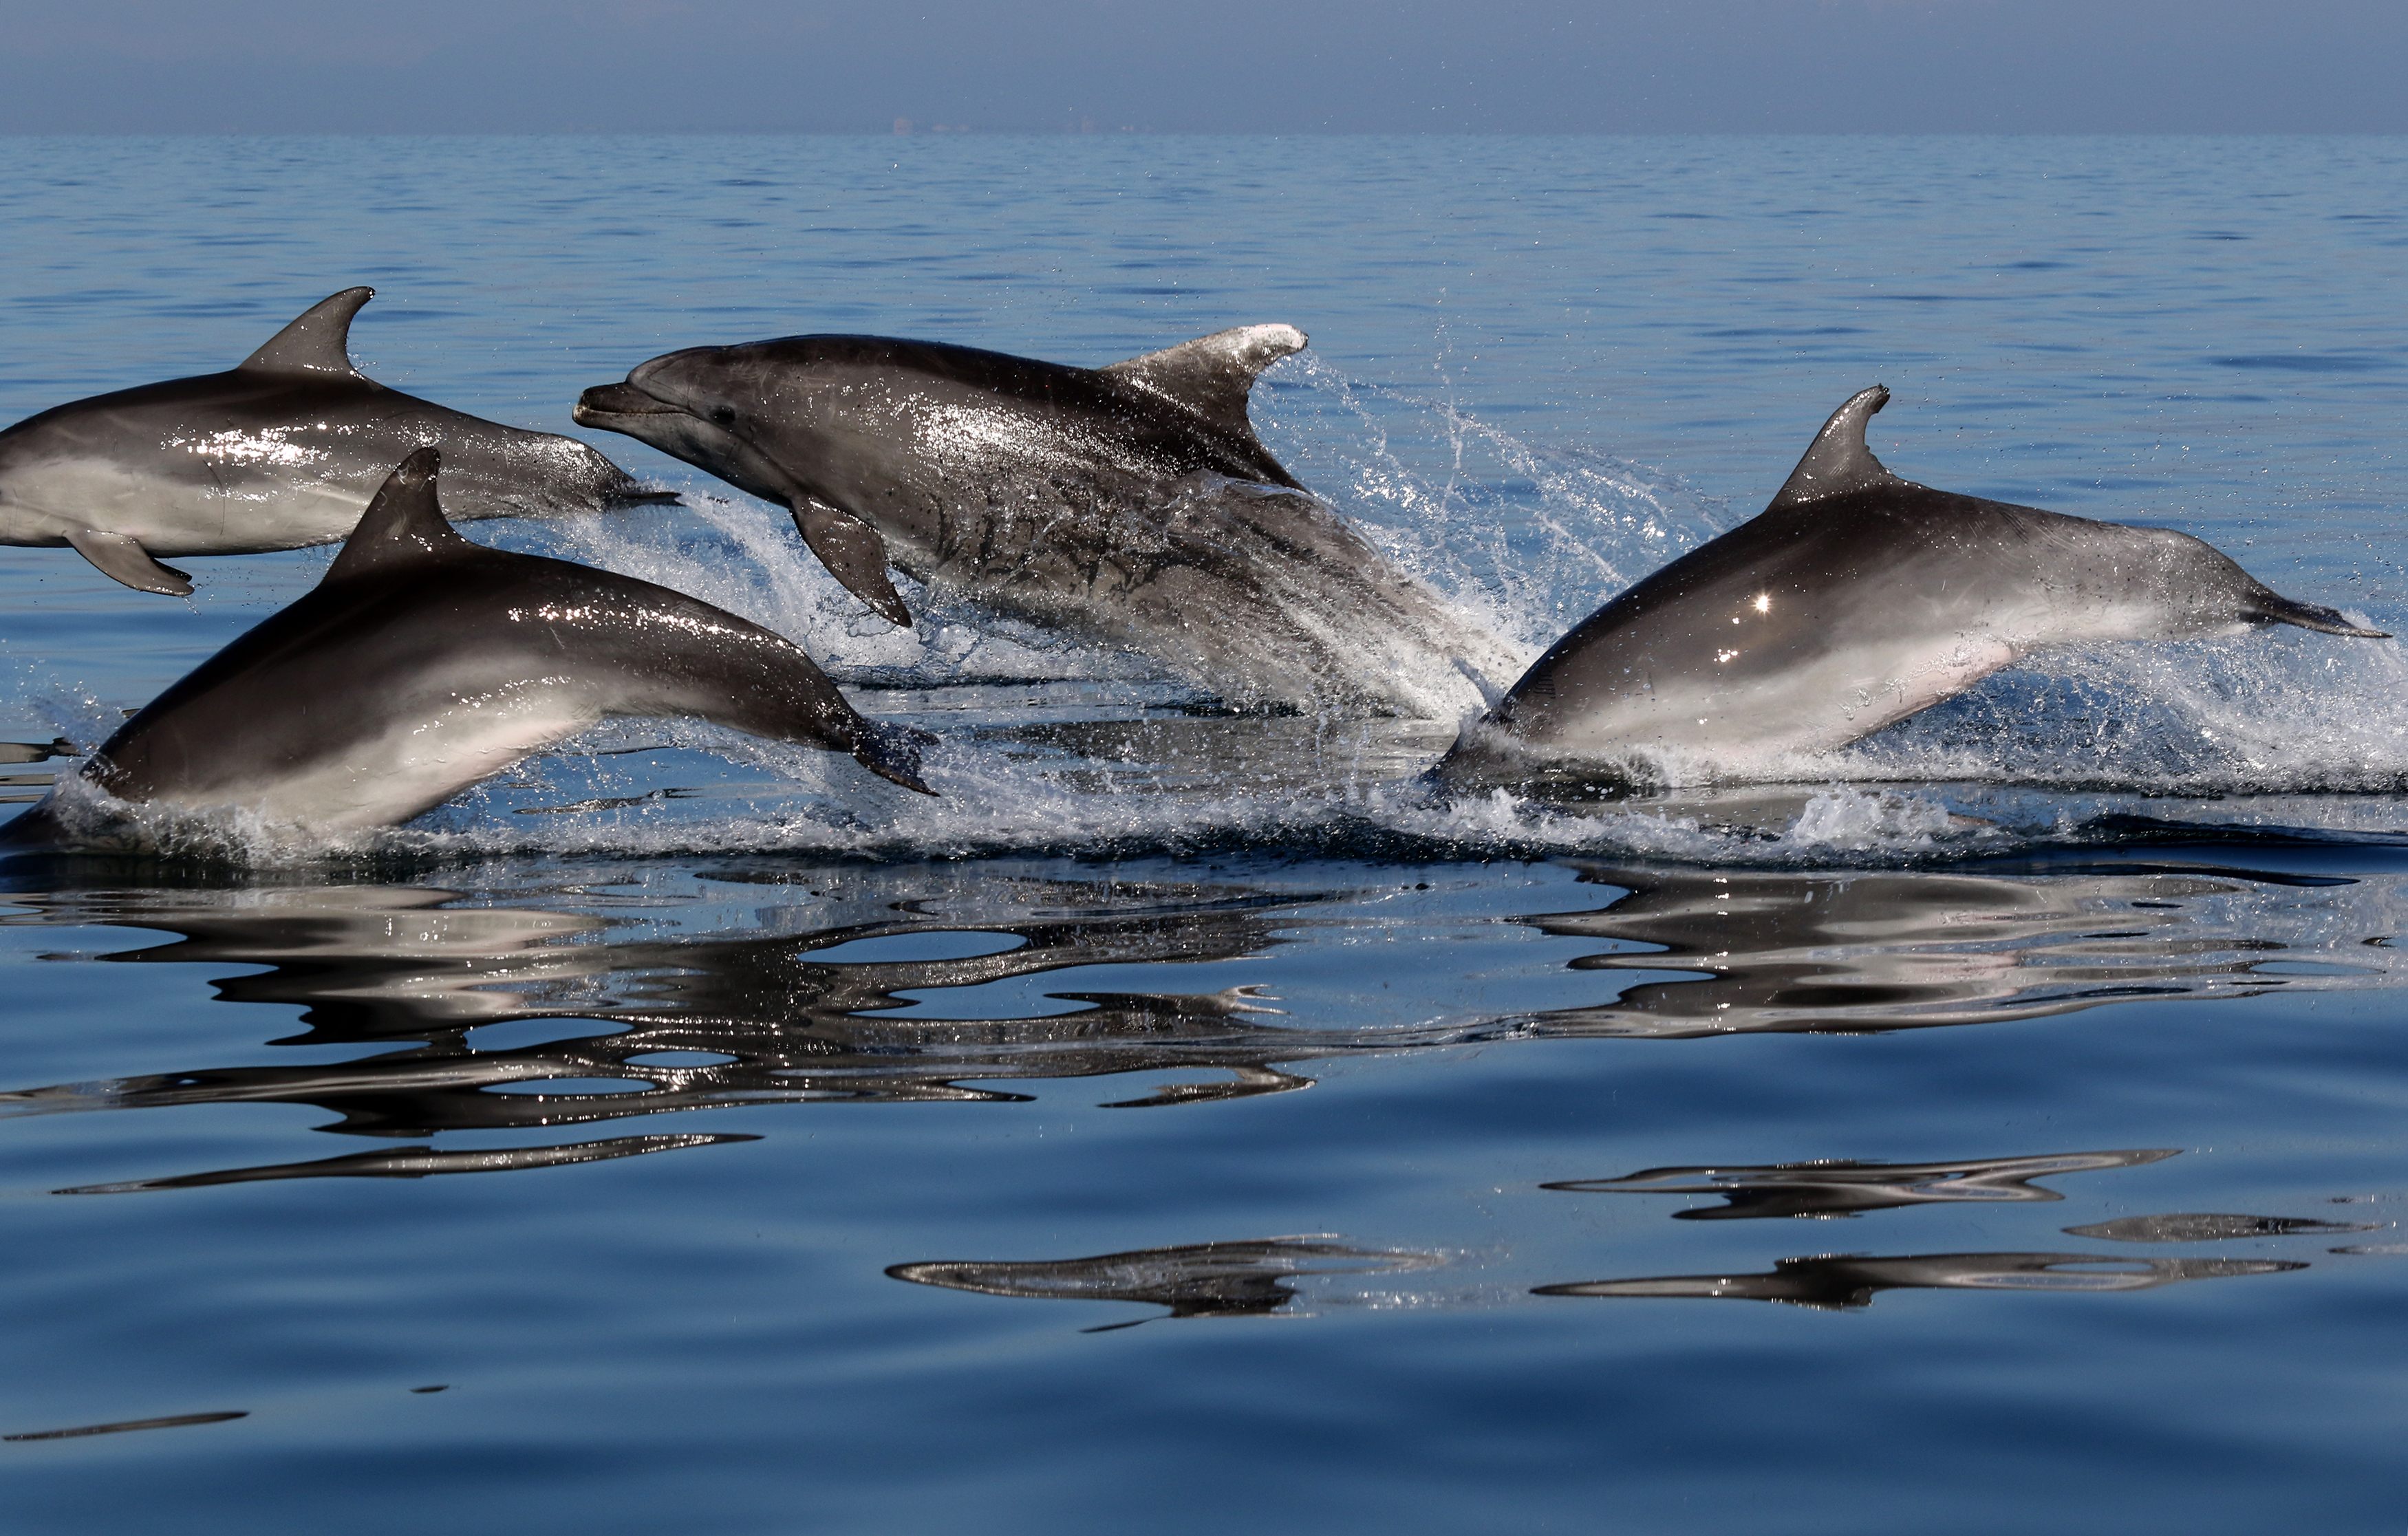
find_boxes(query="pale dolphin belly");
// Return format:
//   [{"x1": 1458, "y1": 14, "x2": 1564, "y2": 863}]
[
  {"x1": 1534, "y1": 633, "x2": 2027, "y2": 774},
  {"x1": 153, "y1": 687, "x2": 606, "y2": 832},
  {"x1": 0, "y1": 455, "x2": 372, "y2": 554}
]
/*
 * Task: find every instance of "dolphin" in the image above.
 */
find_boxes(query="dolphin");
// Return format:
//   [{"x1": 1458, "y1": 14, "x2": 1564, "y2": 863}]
[
  {"x1": 1, "y1": 448, "x2": 929, "y2": 847},
  {"x1": 0, "y1": 288, "x2": 674, "y2": 595},
  {"x1": 1441, "y1": 386, "x2": 2388, "y2": 783},
  {"x1": 574, "y1": 328, "x2": 1525, "y2": 717}
]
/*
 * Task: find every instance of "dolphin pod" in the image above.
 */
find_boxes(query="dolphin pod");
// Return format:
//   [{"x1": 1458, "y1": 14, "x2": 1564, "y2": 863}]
[
  {"x1": 0, "y1": 289, "x2": 671, "y2": 595},
  {"x1": 1, "y1": 448, "x2": 928, "y2": 846},
  {"x1": 575, "y1": 327, "x2": 1527, "y2": 717},
  {"x1": 0, "y1": 291, "x2": 2389, "y2": 844},
  {"x1": 1440, "y1": 385, "x2": 2385, "y2": 784}
]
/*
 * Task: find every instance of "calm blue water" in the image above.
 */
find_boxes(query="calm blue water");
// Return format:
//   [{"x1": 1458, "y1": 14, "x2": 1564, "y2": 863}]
[{"x1": 2, "y1": 135, "x2": 2407, "y2": 1531}]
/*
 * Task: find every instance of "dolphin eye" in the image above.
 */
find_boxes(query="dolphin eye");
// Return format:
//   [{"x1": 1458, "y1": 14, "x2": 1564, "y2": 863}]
[{"x1": 708, "y1": 406, "x2": 738, "y2": 429}]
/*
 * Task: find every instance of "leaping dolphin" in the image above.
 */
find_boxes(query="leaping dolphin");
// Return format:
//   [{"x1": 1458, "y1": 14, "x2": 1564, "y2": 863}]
[
  {"x1": 2, "y1": 448, "x2": 929, "y2": 847},
  {"x1": 1441, "y1": 386, "x2": 2387, "y2": 785},
  {"x1": 0, "y1": 289, "x2": 674, "y2": 595},
  {"x1": 574, "y1": 329, "x2": 1525, "y2": 717}
]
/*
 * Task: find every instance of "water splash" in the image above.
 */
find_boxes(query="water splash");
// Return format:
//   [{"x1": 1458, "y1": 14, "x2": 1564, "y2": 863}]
[{"x1": 1259, "y1": 353, "x2": 1727, "y2": 649}]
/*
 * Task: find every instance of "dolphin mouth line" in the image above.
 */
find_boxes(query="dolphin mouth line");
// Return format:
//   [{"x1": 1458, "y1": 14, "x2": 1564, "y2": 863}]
[{"x1": 574, "y1": 383, "x2": 689, "y2": 424}]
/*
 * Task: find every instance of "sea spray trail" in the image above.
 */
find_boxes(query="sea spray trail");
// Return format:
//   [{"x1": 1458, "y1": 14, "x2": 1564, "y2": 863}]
[{"x1": 1263, "y1": 351, "x2": 1727, "y2": 651}]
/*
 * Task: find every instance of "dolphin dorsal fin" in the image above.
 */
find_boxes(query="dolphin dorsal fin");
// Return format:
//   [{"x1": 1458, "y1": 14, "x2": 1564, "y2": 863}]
[
  {"x1": 1100, "y1": 324, "x2": 1307, "y2": 437},
  {"x1": 1770, "y1": 385, "x2": 1904, "y2": 507},
  {"x1": 325, "y1": 448, "x2": 474, "y2": 583},
  {"x1": 239, "y1": 288, "x2": 374, "y2": 378}
]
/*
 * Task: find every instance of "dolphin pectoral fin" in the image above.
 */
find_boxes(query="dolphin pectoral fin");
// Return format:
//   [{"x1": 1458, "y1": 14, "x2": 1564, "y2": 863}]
[
  {"x1": 2248, "y1": 591, "x2": 2390, "y2": 639},
  {"x1": 851, "y1": 720, "x2": 938, "y2": 795},
  {"x1": 788, "y1": 495, "x2": 911, "y2": 627},
  {"x1": 63, "y1": 530, "x2": 193, "y2": 596}
]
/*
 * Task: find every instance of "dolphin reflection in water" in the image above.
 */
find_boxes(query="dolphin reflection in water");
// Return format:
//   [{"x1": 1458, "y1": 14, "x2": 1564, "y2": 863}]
[
  {"x1": 0, "y1": 870, "x2": 1455, "y2": 1190},
  {"x1": 0, "y1": 863, "x2": 2374, "y2": 1317},
  {"x1": 1509, "y1": 859, "x2": 2397, "y2": 1037},
  {"x1": 1536, "y1": 1252, "x2": 2305, "y2": 1311},
  {"x1": 2, "y1": 860, "x2": 2405, "y2": 1191},
  {"x1": 890, "y1": 1238, "x2": 1443, "y2": 1330},
  {"x1": 1545, "y1": 1149, "x2": 2182, "y2": 1221}
]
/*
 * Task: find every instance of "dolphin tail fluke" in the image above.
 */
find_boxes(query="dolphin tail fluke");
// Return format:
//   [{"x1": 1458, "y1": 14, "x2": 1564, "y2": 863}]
[
  {"x1": 2248, "y1": 591, "x2": 2389, "y2": 639},
  {"x1": 851, "y1": 720, "x2": 938, "y2": 796}
]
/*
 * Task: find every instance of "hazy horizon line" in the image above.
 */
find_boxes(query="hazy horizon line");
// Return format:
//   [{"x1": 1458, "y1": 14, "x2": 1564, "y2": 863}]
[{"x1": 6, "y1": 128, "x2": 2405, "y2": 140}]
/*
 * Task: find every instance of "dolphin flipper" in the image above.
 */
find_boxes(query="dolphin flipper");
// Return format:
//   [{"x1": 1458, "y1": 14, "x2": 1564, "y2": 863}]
[
  {"x1": 65, "y1": 529, "x2": 193, "y2": 596},
  {"x1": 790, "y1": 494, "x2": 910, "y2": 627}
]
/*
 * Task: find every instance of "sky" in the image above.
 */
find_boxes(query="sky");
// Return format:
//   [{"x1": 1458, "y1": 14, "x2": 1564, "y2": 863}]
[{"x1": 0, "y1": 0, "x2": 2402, "y2": 134}]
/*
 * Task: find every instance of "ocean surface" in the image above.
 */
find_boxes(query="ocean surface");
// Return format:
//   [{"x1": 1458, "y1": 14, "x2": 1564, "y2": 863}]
[{"x1": 1, "y1": 135, "x2": 2405, "y2": 1531}]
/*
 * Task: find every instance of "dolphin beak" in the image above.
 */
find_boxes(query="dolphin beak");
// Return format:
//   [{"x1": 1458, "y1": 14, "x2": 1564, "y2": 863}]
[
  {"x1": 574, "y1": 382, "x2": 687, "y2": 428},
  {"x1": 2248, "y1": 592, "x2": 2391, "y2": 640}
]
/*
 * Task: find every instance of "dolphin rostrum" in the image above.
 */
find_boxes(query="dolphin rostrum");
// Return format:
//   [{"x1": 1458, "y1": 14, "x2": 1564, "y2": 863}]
[
  {"x1": 575, "y1": 329, "x2": 1525, "y2": 717},
  {"x1": 1441, "y1": 386, "x2": 2387, "y2": 784},
  {"x1": 0, "y1": 289, "x2": 674, "y2": 595},
  {"x1": 3, "y1": 448, "x2": 929, "y2": 845}
]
